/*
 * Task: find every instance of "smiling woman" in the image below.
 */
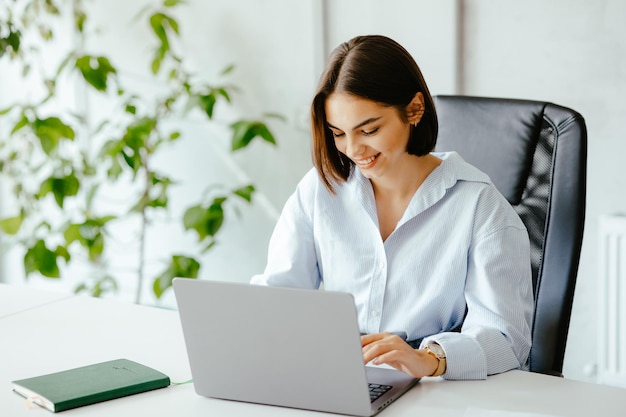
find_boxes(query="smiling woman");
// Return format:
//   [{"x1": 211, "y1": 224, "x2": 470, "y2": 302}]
[{"x1": 251, "y1": 35, "x2": 534, "y2": 381}]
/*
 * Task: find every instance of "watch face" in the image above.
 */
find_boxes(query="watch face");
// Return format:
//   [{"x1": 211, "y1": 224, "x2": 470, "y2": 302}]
[{"x1": 428, "y1": 343, "x2": 445, "y2": 358}]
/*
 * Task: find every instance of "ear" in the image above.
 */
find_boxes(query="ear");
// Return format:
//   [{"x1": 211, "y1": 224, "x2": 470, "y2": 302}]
[{"x1": 406, "y1": 92, "x2": 425, "y2": 126}]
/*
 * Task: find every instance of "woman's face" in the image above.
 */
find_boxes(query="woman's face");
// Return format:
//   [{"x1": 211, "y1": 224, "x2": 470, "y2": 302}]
[{"x1": 325, "y1": 92, "x2": 414, "y2": 182}]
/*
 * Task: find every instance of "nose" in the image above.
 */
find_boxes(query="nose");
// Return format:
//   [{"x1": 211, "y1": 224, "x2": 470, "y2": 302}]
[{"x1": 343, "y1": 134, "x2": 363, "y2": 158}]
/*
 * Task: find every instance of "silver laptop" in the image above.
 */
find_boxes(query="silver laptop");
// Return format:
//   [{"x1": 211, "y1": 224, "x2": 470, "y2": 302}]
[{"x1": 173, "y1": 278, "x2": 419, "y2": 416}]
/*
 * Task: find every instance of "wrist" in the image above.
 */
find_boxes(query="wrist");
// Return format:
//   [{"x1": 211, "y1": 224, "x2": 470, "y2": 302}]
[{"x1": 422, "y1": 342, "x2": 447, "y2": 377}]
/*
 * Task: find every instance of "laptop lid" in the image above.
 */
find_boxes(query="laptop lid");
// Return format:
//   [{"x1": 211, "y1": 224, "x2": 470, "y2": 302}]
[{"x1": 173, "y1": 278, "x2": 418, "y2": 416}]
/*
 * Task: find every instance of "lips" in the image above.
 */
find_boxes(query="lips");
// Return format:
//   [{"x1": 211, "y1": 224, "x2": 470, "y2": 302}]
[{"x1": 354, "y1": 153, "x2": 380, "y2": 167}]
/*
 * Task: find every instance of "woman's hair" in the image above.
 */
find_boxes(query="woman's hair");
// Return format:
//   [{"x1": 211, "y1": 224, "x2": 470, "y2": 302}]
[{"x1": 311, "y1": 35, "x2": 438, "y2": 192}]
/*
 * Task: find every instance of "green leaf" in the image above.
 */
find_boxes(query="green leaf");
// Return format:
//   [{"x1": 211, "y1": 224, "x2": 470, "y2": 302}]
[
  {"x1": 55, "y1": 245, "x2": 71, "y2": 262},
  {"x1": 198, "y1": 93, "x2": 217, "y2": 119},
  {"x1": 182, "y1": 205, "x2": 208, "y2": 240},
  {"x1": 24, "y1": 240, "x2": 60, "y2": 278},
  {"x1": 121, "y1": 150, "x2": 137, "y2": 170},
  {"x1": 63, "y1": 223, "x2": 81, "y2": 245},
  {"x1": 201, "y1": 239, "x2": 217, "y2": 253},
  {"x1": 164, "y1": 15, "x2": 179, "y2": 34},
  {"x1": 125, "y1": 117, "x2": 156, "y2": 148},
  {"x1": 54, "y1": 176, "x2": 79, "y2": 207},
  {"x1": 11, "y1": 114, "x2": 29, "y2": 135},
  {"x1": 150, "y1": 13, "x2": 169, "y2": 51},
  {"x1": 151, "y1": 47, "x2": 165, "y2": 74},
  {"x1": 221, "y1": 64, "x2": 235, "y2": 75},
  {"x1": 75, "y1": 275, "x2": 118, "y2": 297},
  {"x1": 64, "y1": 218, "x2": 112, "y2": 261},
  {"x1": 182, "y1": 205, "x2": 203, "y2": 225},
  {"x1": 55, "y1": 51, "x2": 76, "y2": 78},
  {"x1": 39, "y1": 174, "x2": 80, "y2": 208},
  {"x1": 215, "y1": 88, "x2": 231, "y2": 103},
  {"x1": 32, "y1": 116, "x2": 76, "y2": 154},
  {"x1": 233, "y1": 185, "x2": 255, "y2": 202},
  {"x1": 92, "y1": 276, "x2": 119, "y2": 297},
  {"x1": 263, "y1": 112, "x2": 287, "y2": 122},
  {"x1": 230, "y1": 121, "x2": 255, "y2": 151},
  {"x1": 204, "y1": 200, "x2": 225, "y2": 237},
  {"x1": 253, "y1": 122, "x2": 277, "y2": 145},
  {"x1": 0, "y1": 25, "x2": 21, "y2": 57},
  {"x1": 153, "y1": 255, "x2": 200, "y2": 299},
  {"x1": 75, "y1": 11, "x2": 87, "y2": 33},
  {"x1": 163, "y1": 0, "x2": 183, "y2": 7},
  {"x1": 87, "y1": 234, "x2": 105, "y2": 261},
  {"x1": 230, "y1": 120, "x2": 277, "y2": 151},
  {"x1": 75, "y1": 55, "x2": 117, "y2": 92},
  {"x1": 0, "y1": 214, "x2": 23, "y2": 235},
  {"x1": 183, "y1": 198, "x2": 226, "y2": 241},
  {"x1": 107, "y1": 157, "x2": 123, "y2": 179}
]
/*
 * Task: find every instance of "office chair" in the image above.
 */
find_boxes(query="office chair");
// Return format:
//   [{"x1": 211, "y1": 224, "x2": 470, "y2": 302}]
[{"x1": 433, "y1": 95, "x2": 587, "y2": 376}]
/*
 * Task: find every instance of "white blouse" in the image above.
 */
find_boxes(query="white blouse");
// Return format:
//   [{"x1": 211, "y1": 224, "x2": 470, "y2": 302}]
[{"x1": 252, "y1": 152, "x2": 534, "y2": 380}]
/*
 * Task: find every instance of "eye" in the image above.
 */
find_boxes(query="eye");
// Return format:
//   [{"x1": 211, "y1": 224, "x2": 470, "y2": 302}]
[
  {"x1": 362, "y1": 128, "x2": 379, "y2": 136},
  {"x1": 330, "y1": 130, "x2": 345, "y2": 138}
]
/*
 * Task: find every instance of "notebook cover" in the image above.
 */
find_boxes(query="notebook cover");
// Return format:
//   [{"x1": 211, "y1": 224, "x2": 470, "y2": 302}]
[{"x1": 12, "y1": 358, "x2": 170, "y2": 412}]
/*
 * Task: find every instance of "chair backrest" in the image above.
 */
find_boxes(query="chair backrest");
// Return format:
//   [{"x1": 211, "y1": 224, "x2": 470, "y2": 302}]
[{"x1": 433, "y1": 95, "x2": 587, "y2": 376}]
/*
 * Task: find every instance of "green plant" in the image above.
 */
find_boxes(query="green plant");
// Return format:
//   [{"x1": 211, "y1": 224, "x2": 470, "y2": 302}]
[{"x1": 0, "y1": 0, "x2": 278, "y2": 302}]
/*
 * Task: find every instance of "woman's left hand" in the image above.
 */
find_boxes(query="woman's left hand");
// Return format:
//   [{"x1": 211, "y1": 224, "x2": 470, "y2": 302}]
[{"x1": 361, "y1": 332, "x2": 438, "y2": 378}]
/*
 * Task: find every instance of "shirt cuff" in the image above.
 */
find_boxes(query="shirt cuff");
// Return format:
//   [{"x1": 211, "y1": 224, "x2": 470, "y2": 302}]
[{"x1": 421, "y1": 332, "x2": 487, "y2": 380}]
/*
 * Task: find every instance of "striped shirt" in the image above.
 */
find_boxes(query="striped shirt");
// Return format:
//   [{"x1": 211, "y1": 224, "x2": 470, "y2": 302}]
[{"x1": 251, "y1": 152, "x2": 533, "y2": 380}]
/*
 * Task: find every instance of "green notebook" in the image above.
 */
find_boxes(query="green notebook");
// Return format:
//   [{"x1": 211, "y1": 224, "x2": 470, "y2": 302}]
[{"x1": 12, "y1": 358, "x2": 170, "y2": 412}]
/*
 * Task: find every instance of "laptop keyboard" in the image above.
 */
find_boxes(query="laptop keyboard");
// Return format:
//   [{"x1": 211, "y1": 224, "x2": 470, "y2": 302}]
[{"x1": 368, "y1": 383, "x2": 392, "y2": 402}]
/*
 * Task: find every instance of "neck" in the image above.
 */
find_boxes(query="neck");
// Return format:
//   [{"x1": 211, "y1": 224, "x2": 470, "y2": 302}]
[{"x1": 371, "y1": 154, "x2": 441, "y2": 199}]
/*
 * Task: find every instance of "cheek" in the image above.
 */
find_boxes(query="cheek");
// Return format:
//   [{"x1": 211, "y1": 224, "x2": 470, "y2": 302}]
[{"x1": 334, "y1": 139, "x2": 346, "y2": 154}]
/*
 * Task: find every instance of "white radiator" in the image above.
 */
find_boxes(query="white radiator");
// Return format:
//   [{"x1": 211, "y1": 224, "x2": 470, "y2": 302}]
[{"x1": 598, "y1": 215, "x2": 626, "y2": 388}]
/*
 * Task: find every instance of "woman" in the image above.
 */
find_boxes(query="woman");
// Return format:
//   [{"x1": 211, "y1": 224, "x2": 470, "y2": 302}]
[{"x1": 251, "y1": 35, "x2": 533, "y2": 380}]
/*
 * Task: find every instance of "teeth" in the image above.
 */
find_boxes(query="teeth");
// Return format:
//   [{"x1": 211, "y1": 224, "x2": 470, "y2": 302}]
[{"x1": 356, "y1": 154, "x2": 377, "y2": 165}]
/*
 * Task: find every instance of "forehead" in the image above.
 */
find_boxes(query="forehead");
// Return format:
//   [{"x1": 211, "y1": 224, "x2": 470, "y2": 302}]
[{"x1": 325, "y1": 92, "x2": 397, "y2": 128}]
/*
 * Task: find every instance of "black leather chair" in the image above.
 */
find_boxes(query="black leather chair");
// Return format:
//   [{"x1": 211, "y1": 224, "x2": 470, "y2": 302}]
[{"x1": 433, "y1": 95, "x2": 587, "y2": 376}]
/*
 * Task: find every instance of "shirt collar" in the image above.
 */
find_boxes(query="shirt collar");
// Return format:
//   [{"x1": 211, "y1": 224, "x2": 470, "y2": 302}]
[
  {"x1": 403, "y1": 151, "x2": 492, "y2": 222},
  {"x1": 347, "y1": 151, "x2": 492, "y2": 226}
]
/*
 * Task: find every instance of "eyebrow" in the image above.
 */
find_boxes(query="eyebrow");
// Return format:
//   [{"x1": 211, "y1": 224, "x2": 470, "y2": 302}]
[{"x1": 327, "y1": 116, "x2": 382, "y2": 132}]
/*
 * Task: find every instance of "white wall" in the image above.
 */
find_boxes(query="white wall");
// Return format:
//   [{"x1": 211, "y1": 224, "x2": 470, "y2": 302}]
[{"x1": 2, "y1": 0, "x2": 625, "y2": 385}]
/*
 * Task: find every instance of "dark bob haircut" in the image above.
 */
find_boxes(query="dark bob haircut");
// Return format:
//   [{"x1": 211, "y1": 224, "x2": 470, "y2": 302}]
[{"x1": 311, "y1": 35, "x2": 438, "y2": 192}]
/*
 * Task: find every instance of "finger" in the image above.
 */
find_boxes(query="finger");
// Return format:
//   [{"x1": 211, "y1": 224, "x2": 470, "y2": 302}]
[
  {"x1": 361, "y1": 332, "x2": 386, "y2": 347},
  {"x1": 361, "y1": 332, "x2": 403, "y2": 347},
  {"x1": 362, "y1": 335, "x2": 413, "y2": 364},
  {"x1": 362, "y1": 336, "x2": 402, "y2": 363}
]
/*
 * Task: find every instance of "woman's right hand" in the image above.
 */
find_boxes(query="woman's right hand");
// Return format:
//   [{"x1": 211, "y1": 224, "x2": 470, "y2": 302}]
[{"x1": 361, "y1": 332, "x2": 439, "y2": 378}]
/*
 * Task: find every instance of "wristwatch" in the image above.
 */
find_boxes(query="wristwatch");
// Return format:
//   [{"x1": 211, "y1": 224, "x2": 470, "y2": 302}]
[{"x1": 422, "y1": 342, "x2": 446, "y2": 377}]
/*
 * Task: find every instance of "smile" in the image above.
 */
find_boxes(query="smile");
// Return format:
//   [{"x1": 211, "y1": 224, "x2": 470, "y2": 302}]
[{"x1": 355, "y1": 153, "x2": 380, "y2": 166}]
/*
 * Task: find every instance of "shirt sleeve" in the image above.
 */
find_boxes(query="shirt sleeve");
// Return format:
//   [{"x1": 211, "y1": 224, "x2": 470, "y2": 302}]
[
  {"x1": 250, "y1": 177, "x2": 321, "y2": 289},
  {"x1": 421, "y1": 220, "x2": 534, "y2": 380}
]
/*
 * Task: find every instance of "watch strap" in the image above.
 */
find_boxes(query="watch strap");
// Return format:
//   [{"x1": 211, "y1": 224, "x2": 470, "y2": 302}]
[{"x1": 422, "y1": 344, "x2": 447, "y2": 377}]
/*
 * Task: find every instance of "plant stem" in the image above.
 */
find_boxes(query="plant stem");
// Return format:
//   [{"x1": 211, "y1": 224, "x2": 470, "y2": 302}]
[
  {"x1": 135, "y1": 204, "x2": 147, "y2": 304},
  {"x1": 135, "y1": 149, "x2": 151, "y2": 304}
]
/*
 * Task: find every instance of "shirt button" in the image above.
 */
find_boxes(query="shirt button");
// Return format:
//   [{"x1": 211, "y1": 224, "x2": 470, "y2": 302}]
[{"x1": 371, "y1": 309, "x2": 379, "y2": 318}]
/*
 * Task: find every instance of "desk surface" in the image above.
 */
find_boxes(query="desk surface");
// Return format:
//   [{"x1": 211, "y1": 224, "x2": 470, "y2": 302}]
[
  {"x1": 0, "y1": 283, "x2": 72, "y2": 318},
  {"x1": 2, "y1": 285, "x2": 625, "y2": 417}
]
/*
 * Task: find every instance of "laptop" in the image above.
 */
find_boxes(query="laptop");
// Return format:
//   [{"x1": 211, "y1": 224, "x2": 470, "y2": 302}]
[{"x1": 172, "y1": 278, "x2": 419, "y2": 416}]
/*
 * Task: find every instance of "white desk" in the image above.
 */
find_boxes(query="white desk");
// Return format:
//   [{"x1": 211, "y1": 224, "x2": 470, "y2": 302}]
[
  {"x1": 0, "y1": 283, "x2": 72, "y2": 318},
  {"x1": 2, "y1": 286, "x2": 625, "y2": 416}
]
